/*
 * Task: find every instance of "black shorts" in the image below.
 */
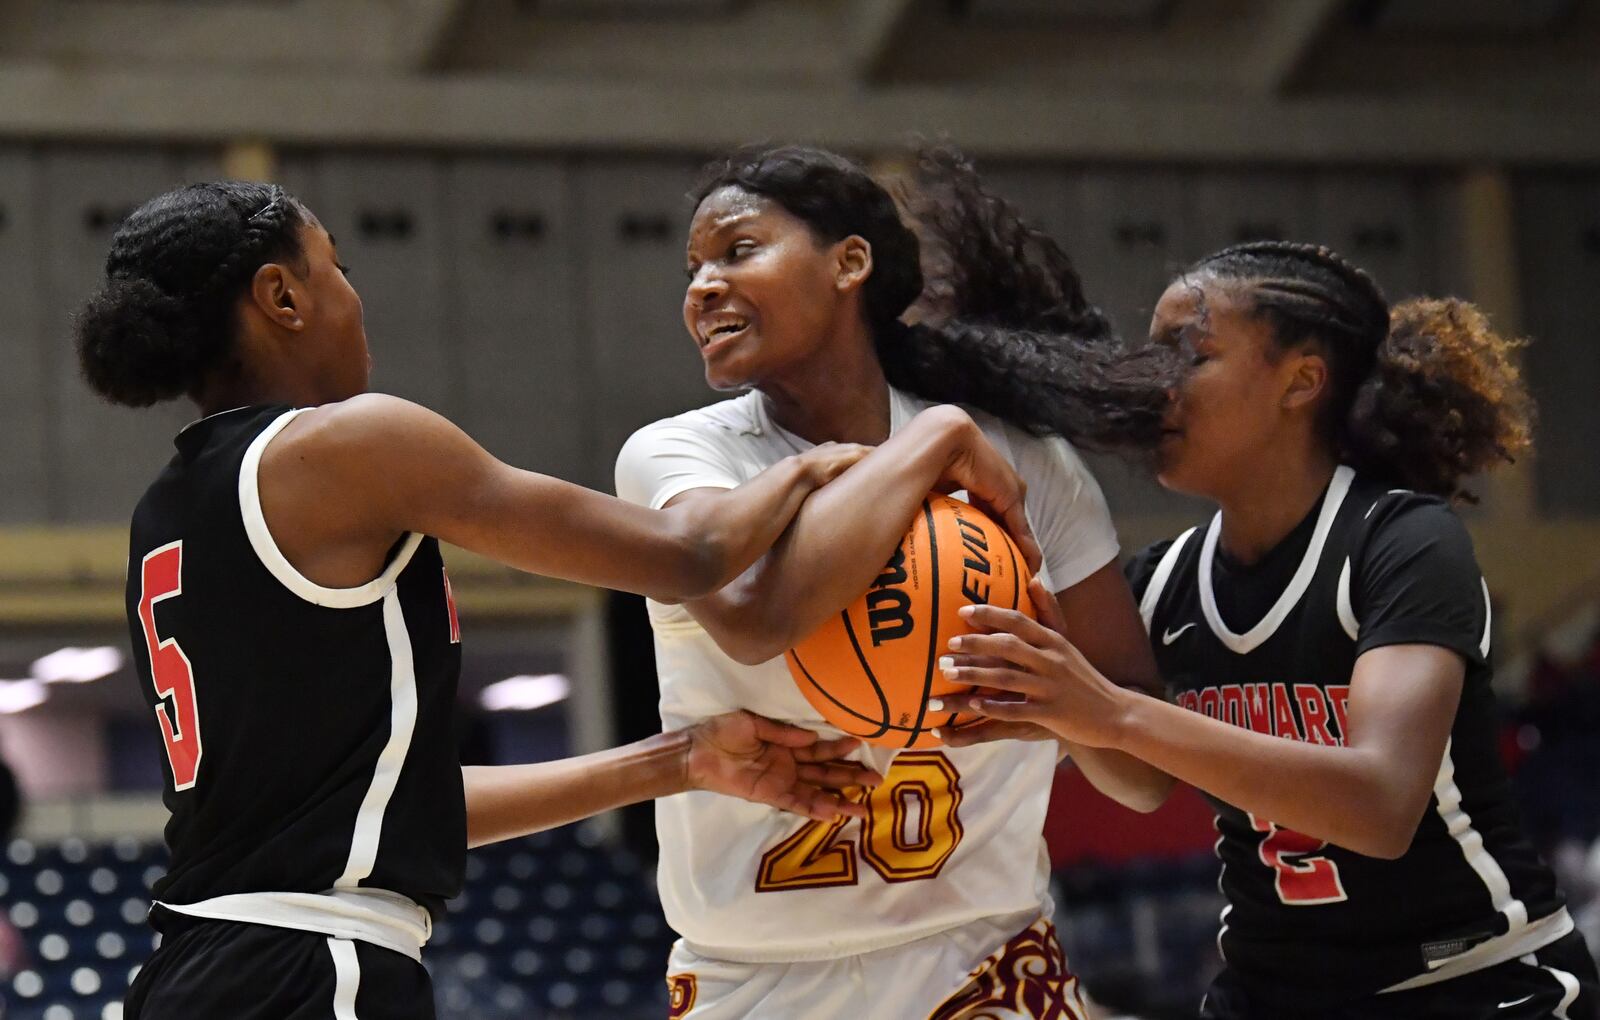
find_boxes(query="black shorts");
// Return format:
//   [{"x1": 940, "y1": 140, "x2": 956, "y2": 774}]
[
  {"x1": 1201, "y1": 930, "x2": 1598, "y2": 1020},
  {"x1": 125, "y1": 917, "x2": 435, "y2": 1020}
]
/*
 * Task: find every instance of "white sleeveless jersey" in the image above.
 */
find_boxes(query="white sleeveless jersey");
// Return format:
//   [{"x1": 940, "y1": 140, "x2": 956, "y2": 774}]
[{"x1": 615, "y1": 387, "x2": 1119, "y2": 963}]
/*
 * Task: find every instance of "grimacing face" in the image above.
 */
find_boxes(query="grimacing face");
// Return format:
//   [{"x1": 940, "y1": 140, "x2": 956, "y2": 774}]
[
  {"x1": 1148, "y1": 276, "x2": 1298, "y2": 500},
  {"x1": 682, "y1": 186, "x2": 852, "y2": 392}
]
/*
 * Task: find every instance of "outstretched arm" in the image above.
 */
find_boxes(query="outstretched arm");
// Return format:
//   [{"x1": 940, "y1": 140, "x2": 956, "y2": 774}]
[
  {"x1": 258, "y1": 394, "x2": 866, "y2": 602},
  {"x1": 942, "y1": 606, "x2": 1462, "y2": 859},
  {"x1": 660, "y1": 405, "x2": 1041, "y2": 665},
  {"x1": 463, "y1": 711, "x2": 882, "y2": 849},
  {"x1": 940, "y1": 574, "x2": 1175, "y2": 813}
]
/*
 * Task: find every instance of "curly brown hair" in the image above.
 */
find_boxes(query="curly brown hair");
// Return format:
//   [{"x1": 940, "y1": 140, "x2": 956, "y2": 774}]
[{"x1": 1187, "y1": 241, "x2": 1533, "y2": 501}]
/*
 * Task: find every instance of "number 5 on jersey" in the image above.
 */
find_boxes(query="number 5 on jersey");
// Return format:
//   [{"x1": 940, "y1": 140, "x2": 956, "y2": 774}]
[{"x1": 138, "y1": 542, "x2": 203, "y2": 791}]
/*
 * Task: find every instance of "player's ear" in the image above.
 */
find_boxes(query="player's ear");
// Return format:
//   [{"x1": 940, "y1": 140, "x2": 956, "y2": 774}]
[
  {"x1": 1281, "y1": 349, "x2": 1327, "y2": 414},
  {"x1": 249, "y1": 263, "x2": 304, "y2": 331},
  {"x1": 834, "y1": 236, "x2": 873, "y2": 293}
]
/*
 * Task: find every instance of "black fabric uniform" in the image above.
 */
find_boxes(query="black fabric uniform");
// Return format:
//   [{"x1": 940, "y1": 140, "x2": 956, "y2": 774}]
[
  {"x1": 1128, "y1": 466, "x2": 1596, "y2": 1018},
  {"x1": 120, "y1": 405, "x2": 465, "y2": 1019}
]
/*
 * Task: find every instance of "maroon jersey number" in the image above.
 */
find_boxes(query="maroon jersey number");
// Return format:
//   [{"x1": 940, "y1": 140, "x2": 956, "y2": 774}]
[{"x1": 138, "y1": 541, "x2": 203, "y2": 791}]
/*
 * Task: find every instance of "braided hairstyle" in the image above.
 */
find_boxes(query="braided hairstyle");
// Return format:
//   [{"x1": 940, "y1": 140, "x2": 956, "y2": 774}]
[
  {"x1": 1188, "y1": 241, "x2": 1533, "y2": 500},
  {"x1": 75, "y1": 181, "x2": 308, "y2": 408},
  {"x1": 690, "y1": 145, "x2": 1180, "y2": 451}
]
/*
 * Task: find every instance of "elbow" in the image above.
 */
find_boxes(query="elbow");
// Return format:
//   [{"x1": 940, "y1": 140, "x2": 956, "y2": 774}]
[
  {"x1": 1370, "y1": 809, "x2": 1426, "y2": 860},
  {"x1": 1351, "y1": 825, "x2": 1415, "y2": 861},
  {"x1": 1349, "y1": 792, "x2": 1429, "y2": 860},
  {"x1": 707, "y1": 605, "x2": 794, "y2": 666},
  {"x1": 723, "y1": 641, "x2": 786, "y2": 667},
  {"x1": 1107, "y1": 773, "x2": 1176, "y2": 814},
  {"x1": 1122, "y1": 785, "x2": 1174, "y2": 815},
  {"x1": 712, "y1": 615, "x2": 792, "y2": 666}
]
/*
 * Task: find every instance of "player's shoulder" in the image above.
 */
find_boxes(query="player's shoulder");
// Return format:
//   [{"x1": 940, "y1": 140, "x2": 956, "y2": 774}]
[
  {"x1": 1342, "y1": 472, "x2": 1469, "y2": 550},
  {"x1": 894, "y1": 389, "x2": 1094, "y2": 487},
  {"x1": 621, "y1": 392, "x2": 764, "y2": 448},
  {"x1": 1125, "y1": 524, "x2": 1204, "y2": 601}
]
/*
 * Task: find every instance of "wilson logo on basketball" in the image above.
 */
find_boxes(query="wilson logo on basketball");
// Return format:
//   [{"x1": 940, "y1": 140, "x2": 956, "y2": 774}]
[
  {"x1": 785, "y1": 495, "x2": 1037, "y2": 749},
  {"x1": 868, "y1": 546, "x2": 914, "y2": 646}
]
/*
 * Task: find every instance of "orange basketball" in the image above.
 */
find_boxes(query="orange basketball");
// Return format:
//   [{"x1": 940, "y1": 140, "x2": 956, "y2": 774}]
[{"x1": 785, "y1": 494, "x2": 1036, "y2": 748}]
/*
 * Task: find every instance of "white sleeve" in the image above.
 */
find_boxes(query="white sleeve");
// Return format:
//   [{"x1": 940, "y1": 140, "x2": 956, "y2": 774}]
[
  {"x1": 614, "y1": 419, "x2": 742, "y2": 510},
  {"x1": 1015, "y1": 432, "x2": 1120, "y2": 592}
]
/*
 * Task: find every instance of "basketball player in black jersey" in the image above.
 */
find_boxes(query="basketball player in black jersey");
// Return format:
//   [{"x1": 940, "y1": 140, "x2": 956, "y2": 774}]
[
  {"x1": 933, "y1": 242, "x2": 1598, "y2": 1018},
  {"x1": 66, "y1": 181, "x2": 1053, "y2": 1018}
]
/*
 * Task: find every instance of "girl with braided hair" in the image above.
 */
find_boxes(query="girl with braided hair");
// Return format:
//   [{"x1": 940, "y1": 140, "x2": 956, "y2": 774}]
[
  {"x1": 75, "y1": 180, "x2": 893, "y2": 1019},
  {"x1": 614, "y1": 144, "x2": 1178, "y2": 1018},
  {"x1": 938, "y1": 240, "x2": 1598, "y2": 1017}
]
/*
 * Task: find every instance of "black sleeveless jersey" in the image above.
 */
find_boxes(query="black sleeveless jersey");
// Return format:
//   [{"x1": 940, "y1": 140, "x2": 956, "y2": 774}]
[
  {"x1": 1128, "y1": 466, "x2": 1569, "y2": 1004},
  {"x1": 124, "y1": 405, "x2": 465, "y2": 919}
]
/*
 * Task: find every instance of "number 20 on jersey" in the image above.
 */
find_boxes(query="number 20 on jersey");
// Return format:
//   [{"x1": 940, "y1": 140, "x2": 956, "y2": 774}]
[{"x1": 757, "y1": 752, "x2": 964, "y2": 892}]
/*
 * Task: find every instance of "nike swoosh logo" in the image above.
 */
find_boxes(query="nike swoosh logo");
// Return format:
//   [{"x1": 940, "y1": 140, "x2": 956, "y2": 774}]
[
  {"x1": 1162, "y1": 623, "x2": 1196, "y2": 645},
  {"x1": 1498, "y1": 995, "x2": 1535, "y2": 1009}
]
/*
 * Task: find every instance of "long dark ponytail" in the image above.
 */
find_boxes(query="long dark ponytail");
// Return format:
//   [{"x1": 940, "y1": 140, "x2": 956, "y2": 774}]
[
  {"x1": 690, "y1": 145, "x2": 1179, "y2": 450},
  {"x1": 1187, "y1": 241, "x2": 1533, "y2": 500}
]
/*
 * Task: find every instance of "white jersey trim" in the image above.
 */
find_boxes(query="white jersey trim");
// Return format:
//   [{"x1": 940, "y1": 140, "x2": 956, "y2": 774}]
[
  {"x1": 1377, "y1": 737, "x2": 1571, "y2": 992},
  {"x1": 1433, "y1": 737, "x2": 1526, "y2": 928},
  {"x1": 336, "y1": 589, "x2": 420, "y2": 890},
  {"x1": 1198, "y1": 465, "x2": 1354, "y2": 654},
  {"x1": 329, "y1": 936, "x2": 362, "y2": 1019},
  {"x1": 239, "y1": 407, "x2": 423, "y2": 610},
  {"x1": 1139, "y1": 526, "x2": 1198, "y2": 633},
  {"x1": 1337, "y1": 554, "x2": 1491, "y2": 655},
  {"x1": 1380, "y1": 906, "x2": 1572, "y2": 992},
  {"x1": 1525, "y1": 953, "x2": 1583, "y2": 1019},
  {"x1": 154, "y1": 888, "x2": 430, "y2": 961},
  {"x1": 1336, "y1": 558, "x2": 1359, "y2": 642},
  {"x1": 1479, "y1": 578, "x2": 1493, "y2": 658}
]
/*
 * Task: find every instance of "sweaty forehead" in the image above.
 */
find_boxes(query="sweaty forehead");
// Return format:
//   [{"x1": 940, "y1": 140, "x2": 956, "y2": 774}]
[{"x1": 690, "y1": 186, "x2": 772, "y2": 234}]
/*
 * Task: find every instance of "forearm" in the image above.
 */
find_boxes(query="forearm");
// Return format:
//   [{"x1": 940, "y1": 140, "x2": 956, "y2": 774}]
[
  {"x1": 663, "y1": 455, "x2": 817, "y2": 599},
  {"x1": 1111, "y1": 693, "x2": 1416, "y2": 857},
  {"x1": 1062, "y1": 743, "x2": 1174, "y2": 813},
  {"x1": 1051, "y1": 574, "x2": 1175, "y2": 812},
  {"x1": 694, "y1": 411, "x2": 968, "y2": 662},
  {"x1": 462, "y1": 731, "x2": 690, "y2": 849}
]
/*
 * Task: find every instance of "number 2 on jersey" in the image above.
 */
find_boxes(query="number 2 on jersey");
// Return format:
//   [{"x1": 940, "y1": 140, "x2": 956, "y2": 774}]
[
  {"x1": 756, "y1": 752, "x2": 963, "y2": 892},
  {"x1": 1250, "y1": 813, "x2": 1347, "y2": 905},
  {"x1": 138, "y1": 541, "x2": 203, "y2": 791}
]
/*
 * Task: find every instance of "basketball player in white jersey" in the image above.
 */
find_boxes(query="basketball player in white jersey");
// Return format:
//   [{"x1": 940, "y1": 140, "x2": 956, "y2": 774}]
[{"x1": 616, "y1": 146, "x2": 1180, "y2": 1019}]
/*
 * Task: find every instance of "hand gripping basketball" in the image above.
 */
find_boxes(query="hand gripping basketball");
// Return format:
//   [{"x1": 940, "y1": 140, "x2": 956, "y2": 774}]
[{"x1": 784, "y1": 494, "x2": 1036, "y2": 748}]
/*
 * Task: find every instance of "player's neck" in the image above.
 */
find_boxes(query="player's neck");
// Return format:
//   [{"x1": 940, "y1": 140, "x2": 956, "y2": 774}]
[
  {"x1": 1215, "y1": 444, "x2": 1339, "y2": 566},
  {"x1": 192, "y1": 360, "x2": 329, "y2": 417},
  {"x1": 758, "y1": 329, "x2": 891, "y2": 447}
]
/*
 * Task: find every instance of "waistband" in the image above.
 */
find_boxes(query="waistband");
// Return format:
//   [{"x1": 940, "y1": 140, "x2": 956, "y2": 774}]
[
  {"x1": 153, "y1": 888, "x2": 432, "y2": 961},
  {"x1": 1380, "y1": 906, "x2": 1574, "y2": 993}
]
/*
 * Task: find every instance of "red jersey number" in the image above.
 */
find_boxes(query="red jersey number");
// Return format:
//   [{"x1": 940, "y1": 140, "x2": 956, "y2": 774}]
[
  {"x1": 1249, "y1": 813, "x2": 1348, "y2": 905},
  {"x1": 138, "y1": 542, "x2": 203, "y2": 791}
]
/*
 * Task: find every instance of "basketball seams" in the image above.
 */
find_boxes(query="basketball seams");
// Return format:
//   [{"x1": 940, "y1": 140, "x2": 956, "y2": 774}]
[
  {"x1": 841, "y1": 610, "x2": 894, "y2": 737},
  {"x1": 787, "y1": 649, "x2": 895, "y2": 736},
  {"x1": 786, "y1": 495, "x2": 1025, "y2": 747},
  {"x1": 906, "y1": 499, "x2": 941, "y2": 748},
  {"x1": 1005, "y1": 524, "x2": 1020, "y2": 611}
]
